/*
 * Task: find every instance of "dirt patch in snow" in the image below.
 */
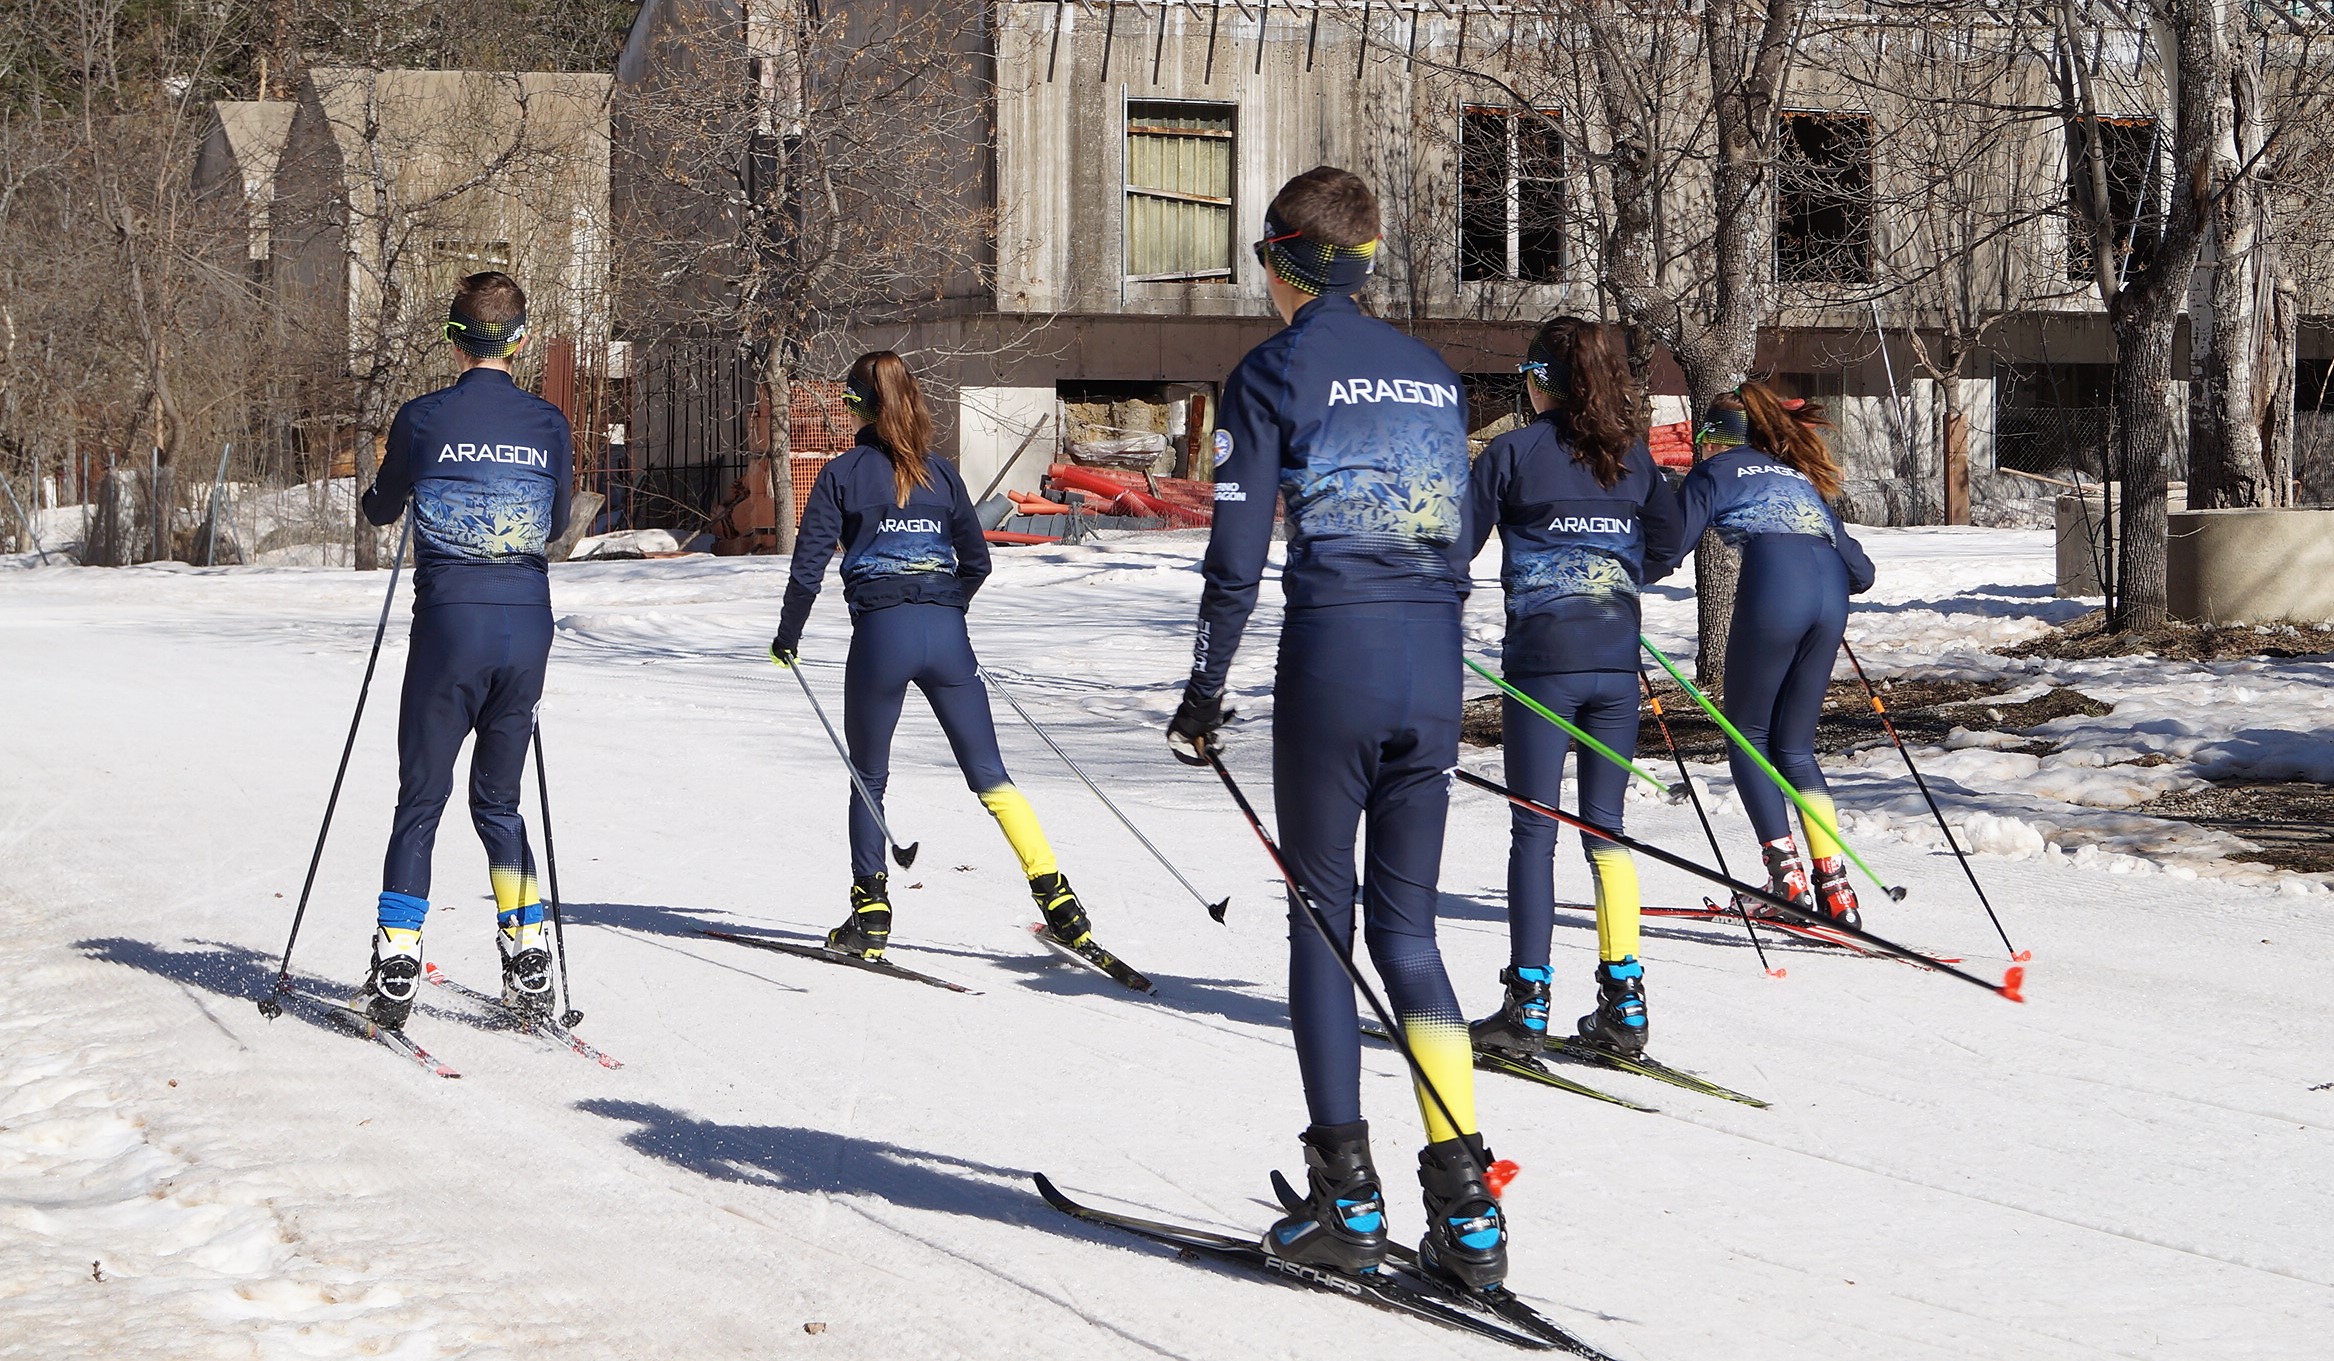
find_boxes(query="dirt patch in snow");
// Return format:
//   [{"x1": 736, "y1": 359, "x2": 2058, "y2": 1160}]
[
  {"x1": 1936, "y1": 686, "x2": 2115, "y2": 730},
  {"x1": 2132, "y1": 781, "x2": 2334, "y2": 878},
  {"x1": 2005, "y1": 610, "x2": 2334, "y2": 663}
]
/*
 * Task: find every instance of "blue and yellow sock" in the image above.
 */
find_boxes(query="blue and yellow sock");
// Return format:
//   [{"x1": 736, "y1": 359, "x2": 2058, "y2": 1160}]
[
  {"x1": 489, "y1": 865, "x2": 545, "y2": 949},
  {"x1": 978, "y1": 785, "x2": 1059, "y2": 880},
  {"x1": 1799, "y1": 793, "x2": 1842, "y2": 863},
  {"x1": 1588, "y1": 846, "x2": 1641, "y2": 964},
  {"x1": 1403, "y1": 1012, "x2": 1480, "y2": 1144}
]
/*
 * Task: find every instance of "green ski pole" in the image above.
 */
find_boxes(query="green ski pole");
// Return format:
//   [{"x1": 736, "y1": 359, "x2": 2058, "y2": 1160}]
[
  {"x1": 1464, "y1": 656, "x2": 1670, "y2": 794},
  {"x1": 1639, "y1": 634, "x2": 1907, "y2": 903}
]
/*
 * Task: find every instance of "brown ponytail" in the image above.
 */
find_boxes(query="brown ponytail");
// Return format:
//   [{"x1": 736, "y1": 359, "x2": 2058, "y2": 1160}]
[
  {"x1": 1734, "y1": 379, "x2": 1843, "y2": 498},
  {"x1": 1527, "y1": 317, "x2": 1635, "y2": 488},
  {"x1": 847, "y1": 350, "x2": 937, "y2": 505}
]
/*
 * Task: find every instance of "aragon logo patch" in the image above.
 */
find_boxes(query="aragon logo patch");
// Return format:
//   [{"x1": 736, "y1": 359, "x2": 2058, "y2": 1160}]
[{"x1": 1212, "y1": 428, "x2": 1235, "y2": 468}]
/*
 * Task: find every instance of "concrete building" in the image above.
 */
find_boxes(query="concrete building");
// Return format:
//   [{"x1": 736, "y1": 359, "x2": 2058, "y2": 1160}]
[
  {"x1": 609, "y1": 1, "x2": 2334, "y2": 531},
  {"x1": 271, "y1": 67, "x2": 614, "y2": 376},
  {"x1": 191, "y1": 100, "x2": 297, "y2": 282}
]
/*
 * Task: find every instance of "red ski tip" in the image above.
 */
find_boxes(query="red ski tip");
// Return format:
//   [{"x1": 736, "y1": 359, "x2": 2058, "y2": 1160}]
[
  {"x1": 1485, "y1": 1159, "x2": 1521, "y2": 1199},
  {"x1": 2000, "y1": 966, "x2": 2027, "y2": 1004},
  {"x1": 2013, "y1": 950, "x2": 2033, "y2": 963}
]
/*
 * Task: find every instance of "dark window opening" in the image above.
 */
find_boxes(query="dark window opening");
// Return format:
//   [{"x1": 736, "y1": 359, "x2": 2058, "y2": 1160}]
[
  {"x1": 1996, "y1": 362, "x2": 2116, "y2": 478},
  {"x1": 1770, "y1": 370, "x2": 1848, "y2": 405},
  {"x1": 2066, "y1": 117, "x2": 2157, "y2": 284},
  {"x1": 1460, "y1": 108, "x2": 1563, "y2": 283},
  {"x1": 1776, "y1": 112, "x2": 1873, "y2": 285},
  {"x1": 2297, "y1": 359, "x2": 2334, "y2": 413}
]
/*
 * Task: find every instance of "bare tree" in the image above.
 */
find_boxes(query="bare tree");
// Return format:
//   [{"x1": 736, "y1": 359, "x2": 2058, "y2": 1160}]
[
  {"x1": 1564, "y1": 0, "x2": 1808, "y2": 679},
  {"x1": 613, "y1": 0, "x2": 997, "y2": 552},
  {"x1": 2052, "y1": 0, "x2": 2219, "y2": 630},
  {"x1": 273, "y1": 61, "x2": 609, "y2": 568}
]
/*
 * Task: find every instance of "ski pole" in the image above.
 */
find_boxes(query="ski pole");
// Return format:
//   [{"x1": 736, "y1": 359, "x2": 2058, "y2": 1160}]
[
  {"x1": 1641, "y1": 672, "x2": 1781, "y2": 977},
  {"x1": 258, "y1": 515, "x2": 412, "y2": 1018},
  {"x1": 531, "y1": 722, "x2": 584, "y2": 1027},
  {"x1": 1203, "y1": 750, "x2": 1516, "y2": 1186},
  {"x1": 1465, "y1": 656, "x2": 1670, "y2": 792},
  {"x1": 783, "y1": 660, "x2": 919, "y2": 868},
  {"x1": 1450, "y1": 766, "x2": 2024, "y2": 1001},
  {"x1": 1838, "y1": 641, "x2": 2025, "y2": 961},
  {"x1": 1639, "y1": 635, "x2": 1907, "y2": 903},
  {"x1": 980, "y1": 668, "x2": 1231, "y2": 922}
]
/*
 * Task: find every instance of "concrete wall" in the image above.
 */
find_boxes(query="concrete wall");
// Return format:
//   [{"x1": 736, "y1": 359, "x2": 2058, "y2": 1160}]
[
  {"x1": 2167, "y1": 509, "x2": 2334, "y2": 625},
  {"x1": 956, "y1": 386, "x2": 1058, "y2": 499}
]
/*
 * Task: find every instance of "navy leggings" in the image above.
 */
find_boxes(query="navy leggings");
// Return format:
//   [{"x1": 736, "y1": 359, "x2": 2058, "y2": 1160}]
[
  {"x1": 1502, "y1": 669, "x2": 1639, "y2": 971},
  {"x1": 1274, "y1": 601, "x2": 1469, "y2": 1131},
  {"x1": 1723, "y1": 537, "x2": 1850, "y2": 843},
  {"x1": 384, "y1": 603, "x2": 550, "y2": 899},
  {"x1": 843, "y1": 602, "x2": 1012, "y2": 878}
]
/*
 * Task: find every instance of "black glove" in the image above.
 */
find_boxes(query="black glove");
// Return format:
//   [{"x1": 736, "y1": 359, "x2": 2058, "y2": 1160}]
[
  {"x1": 770, "y1": 635, "x2": 799, "y2": 668},
  {"x1": 1168, "y1": 684, "x2": 1233, "y2": 767}
]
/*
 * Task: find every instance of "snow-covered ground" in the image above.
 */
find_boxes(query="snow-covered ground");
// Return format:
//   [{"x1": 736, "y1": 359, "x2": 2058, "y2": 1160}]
[{"x1": 4, "y1": 528, "x2": 2331, "y2": 1359}]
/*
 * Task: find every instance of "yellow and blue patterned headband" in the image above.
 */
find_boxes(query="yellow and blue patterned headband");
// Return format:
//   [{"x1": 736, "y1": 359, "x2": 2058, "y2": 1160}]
[
  {"x1": 446, "y1": 305, "x2": 528, "y2": 359},
  {"x1": 1695, "y1": 407, "x2": 1750, "y2": 448},
  {"x1": 1253, "y1": 212, "x2": 1380, "y2": 296}
]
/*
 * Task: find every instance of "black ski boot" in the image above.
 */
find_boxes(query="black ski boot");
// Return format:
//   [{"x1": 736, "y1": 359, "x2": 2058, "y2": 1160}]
[
  {"x1": 1415, "y1": 1133, "x2": 1509, "y2": 1293},
  {"x1": 1576, "y1": 956, "x2": 1649, "y2": 1057},
  {"x1": 355, "y1": 928, "x2": 422, "y2": 1030},
  {"x1": 497, "y1": 929, "x2": 555, "y2": 1020},
  {"x1": 826, "y1": 873, "x2": 892, "y2": 960},
  {"x1": 1740, "y1": 837, "x2": 1813, "y2": 919},
  {"x1": 1030, "y1": 871, "x2": 1092, "y2": 947},
  {"x1": 1811, "y1": 855, "x2": 1864, "y2": 930},
  {"x1": 1467, "y1": 966, "x2": 1552, "y2": 1056},
  {"x1": 1264, "y1": 1121, "x2": 1390, "y2": 1274}
]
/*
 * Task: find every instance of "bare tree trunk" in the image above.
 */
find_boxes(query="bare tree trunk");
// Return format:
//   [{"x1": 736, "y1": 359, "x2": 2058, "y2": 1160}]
[
  {"x1": 2261, "y1": 268, "x2": 2298, "y2": 504},
  {"x1": 353, "y1": 426, "x2": 379, "y2": 570},
  {"x1": 765, "y1": 361, "x2": 797, "y2": 554},
  {"x1": 1941, "y1": 368, "x2": 1971, "y2": 524},
  {"x1": 1680, "y1": 351, "x2": 1753, "y2": 686},
  {"x1": 2190, "y1": 31, "x2": 2270, "y2": 509},
  {"x1": 2111, "y1": 302, "x2": 2179, "y2": 628}
]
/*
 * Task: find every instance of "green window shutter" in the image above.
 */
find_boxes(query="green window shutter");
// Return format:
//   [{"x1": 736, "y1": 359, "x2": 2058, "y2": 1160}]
[{"x1": 1126, "y1": 104, "x2": 1234, "y2": 280}]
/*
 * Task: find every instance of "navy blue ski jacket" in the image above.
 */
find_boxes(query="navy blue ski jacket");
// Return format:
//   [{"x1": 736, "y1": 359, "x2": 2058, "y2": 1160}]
[
  {"x1": 1666, "y1": 443, "x2": 1876, "y2": 592},
  {"x1": 362, "y1": 367, "x2": 574, "y2": 609},
  {"x1": 1190, "y1": 293, "x2": 1472, "y2": 695},
  {"x1": 1464, "y1": 415, "x2": 1686, "y2": 675},
  {"x1": 775, "y1": 433, "x2": 991, "y2": 651}
]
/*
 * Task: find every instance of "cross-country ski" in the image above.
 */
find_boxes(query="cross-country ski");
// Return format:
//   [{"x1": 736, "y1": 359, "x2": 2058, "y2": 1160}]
[{"x1": 12, "y1": 41, "x2": 2334, "y2": 1359}]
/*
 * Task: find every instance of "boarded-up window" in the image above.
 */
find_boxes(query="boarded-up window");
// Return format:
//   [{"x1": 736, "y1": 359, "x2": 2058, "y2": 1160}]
[
  {"x1": 1460, "y1": 108, "x2": 1562, "y2": 283},
  {"x1": 1126, "y1": 102, "x2": 1234, "y2": 281},
  {"x1": 1776, "y1": 112, "x2": 1873, "y2": 285},
  {"x1": 2066, "y1": 117, "x2": 2157, "y2": 284}
]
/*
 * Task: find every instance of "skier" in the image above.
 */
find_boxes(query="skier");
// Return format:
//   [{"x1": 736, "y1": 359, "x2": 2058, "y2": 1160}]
[
  {"x1": 770, "y1": 351, "x2": 1114, "y2": 969},
  {"x1": 1462, "y1": 319, "x2": 1684, "y2": 1061},
  {"x1": 355, "y1": 271, "x2": 573, "y2": 1027},
  {"x1": 1664, "y1": 381, "x2": 1876, "y2": 926},
  {"x1": 1167, "y1": 167, "x2": 1509, "y2": 1292}
]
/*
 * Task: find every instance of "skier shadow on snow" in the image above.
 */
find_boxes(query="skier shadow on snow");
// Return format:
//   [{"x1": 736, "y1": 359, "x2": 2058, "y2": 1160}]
[
  {"x1": 567, "y1": 899, "x2": 1295, "y2": 1031},
  {"x1": 74, "y1": 935, "x2": 538, "y2": 1038},
  {"x1": 1851, "y1": 587, "x2": 2090, "y2": 622},
  {"x1": 580, "y1": 1098, "x2": 1111, "y2": 1248}
]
